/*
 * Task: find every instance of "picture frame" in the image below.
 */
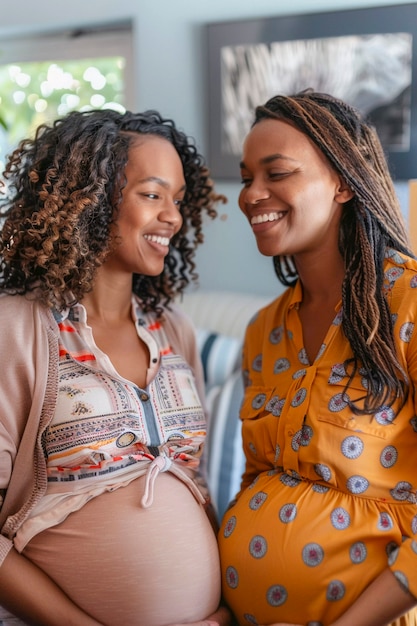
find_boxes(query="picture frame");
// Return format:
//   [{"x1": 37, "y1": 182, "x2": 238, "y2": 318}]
[{"x1": 206, "y1": 3, "x2": 417, "y2": 180}]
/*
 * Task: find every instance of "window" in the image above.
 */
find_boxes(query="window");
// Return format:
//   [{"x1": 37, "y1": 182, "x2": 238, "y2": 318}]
[{"x1": 0, "y1": 22, "x2": 134, "y2": 171}]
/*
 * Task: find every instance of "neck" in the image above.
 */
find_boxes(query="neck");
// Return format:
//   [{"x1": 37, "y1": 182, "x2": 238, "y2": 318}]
[
  {"x1": 295, "y1": 249, "x2": 345, "y2": 304},
  {"x1": 81, "y1": 267, "x2": 133, "y2": 325}
]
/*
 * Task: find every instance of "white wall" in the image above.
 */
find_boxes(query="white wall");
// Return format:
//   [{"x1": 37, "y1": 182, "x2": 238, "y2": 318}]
[{"x1": 0, "y1": 0, "x2": 414, "y2": 297}]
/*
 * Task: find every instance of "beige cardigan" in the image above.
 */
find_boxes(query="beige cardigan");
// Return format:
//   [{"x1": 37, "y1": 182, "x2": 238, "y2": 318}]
[{"x1": 0, "y1": 293, "x2": 205, "y2": 567}]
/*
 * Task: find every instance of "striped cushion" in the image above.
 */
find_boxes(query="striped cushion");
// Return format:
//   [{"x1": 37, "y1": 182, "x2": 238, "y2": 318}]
[
  {"x1": 196, "y1": 329, "x2": 242, "y2": 389},
  {"x1": 204, "y1": 369, "x2": 246, "y2": 522}
]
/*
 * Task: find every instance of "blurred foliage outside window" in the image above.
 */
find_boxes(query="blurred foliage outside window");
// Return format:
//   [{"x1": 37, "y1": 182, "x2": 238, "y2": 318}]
[{"x1": 0, "y1": 56, "x2": 126, "y2": 172}]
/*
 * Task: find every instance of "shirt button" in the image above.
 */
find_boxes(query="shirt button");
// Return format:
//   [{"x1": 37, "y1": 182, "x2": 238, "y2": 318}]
[{"x1": 140, "y1": 392, "x2": 149, "y2": 401}]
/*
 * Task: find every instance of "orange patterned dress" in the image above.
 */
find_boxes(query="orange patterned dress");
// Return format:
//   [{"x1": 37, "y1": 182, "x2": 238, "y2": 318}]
[{"x1": 219, "y1": 250, "x2": 417, "y2": 626}]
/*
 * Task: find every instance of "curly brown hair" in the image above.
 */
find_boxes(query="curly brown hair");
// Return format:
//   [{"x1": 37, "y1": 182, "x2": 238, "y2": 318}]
[
  {"x1": 0, "y1": 108, "x2": 225, "y2": 312},
  {"x1": 254, "y1": 90, "x2": 414, "y2": 415}
]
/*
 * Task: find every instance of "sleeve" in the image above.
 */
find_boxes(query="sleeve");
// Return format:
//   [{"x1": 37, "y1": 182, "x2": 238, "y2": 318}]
[
  {"x1": 0, "y1": 296, "x2": 39, "y2": 565},
  {"x1": 387, "y1": 286, "x2": 417, "y2": 600},
  {"x1": 0, "y1": 298, "x2": 36, "y2": 490}
]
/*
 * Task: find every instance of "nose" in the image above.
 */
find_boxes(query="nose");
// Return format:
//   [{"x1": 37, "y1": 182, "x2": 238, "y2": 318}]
[
  {"x1": 159, "y1": 201, "x2": 183, "y2": 231},
  {"x1": 240, "y1": 180, "x2": 271, "y2": 209}
]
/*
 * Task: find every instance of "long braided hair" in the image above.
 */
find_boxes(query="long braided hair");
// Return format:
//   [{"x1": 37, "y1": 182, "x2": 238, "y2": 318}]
[
  {"x1": 254, "y1": 90, "x2": 414, "y2": 415},
  {"x1": 0, "y1": 109, "x2": 225, "y2": 313}
]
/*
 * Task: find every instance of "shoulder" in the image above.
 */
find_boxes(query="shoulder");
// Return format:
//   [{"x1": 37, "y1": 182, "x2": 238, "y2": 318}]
[
  {"x1": 160, "y1": 303, "x2": 201, "y2": 366},
  {"x1": 384, "y1": 250, "x2": 417, "y2": 294},
  {"x1": 382, "y1": 250, "x2": 417, "y2": 321},
  {"x1": 162, "y1": 303, "x2": 197, "y2": 344},
  {"x1": 245, "y1": 287, "x2": 292, "y2": 335},
  {"x1": 1, "y1": 293, "x2": 35, "y2": 320},
  {"x1": 0, "y1": 294, "x2": 56, "y2": 340},
  {"x1": 385, "y1": 248, "x2": 417, "y2": 272},
  {"x1": 0, "y1": 296, "x2": 56, "y2": 397}
]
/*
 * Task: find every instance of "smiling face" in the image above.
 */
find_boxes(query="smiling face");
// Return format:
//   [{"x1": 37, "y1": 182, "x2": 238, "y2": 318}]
[
  {"x1": 238, "y1": 118, "x2": 353, "y2": 261},
  {"x1": 106, "y1": 134, "x2": 185, "y2": 277}
]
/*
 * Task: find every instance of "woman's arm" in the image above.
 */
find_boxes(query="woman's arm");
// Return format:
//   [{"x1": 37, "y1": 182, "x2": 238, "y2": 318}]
[
  {"x1": 0, "y1": 547, "x2": 104, "y2": 626},
  {"x1": 262, "y1": 568, "x2": 416, "y2": 626},
  {"x1": 331, "y1": 568, "x2": 416, "y2": 626}
]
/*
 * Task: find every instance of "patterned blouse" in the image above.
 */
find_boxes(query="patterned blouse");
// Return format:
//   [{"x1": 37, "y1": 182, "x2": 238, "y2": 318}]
[{"x1": 15, "y1": 296, "x2": 207, "y2": 550}]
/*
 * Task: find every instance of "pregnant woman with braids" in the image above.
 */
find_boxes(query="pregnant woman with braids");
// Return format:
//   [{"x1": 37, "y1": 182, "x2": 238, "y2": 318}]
[{"x1": 219, "y1": 91, "x2": 417, "y2": 626}]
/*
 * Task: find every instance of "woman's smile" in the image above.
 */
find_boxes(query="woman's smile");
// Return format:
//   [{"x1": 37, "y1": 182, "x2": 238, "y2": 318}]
[
  {"x1": 250, "y1": 210, "x2": 286, "y2": 230},
  {"x1": 239, "y1": 118, "x2": 350, "y2": 259}
]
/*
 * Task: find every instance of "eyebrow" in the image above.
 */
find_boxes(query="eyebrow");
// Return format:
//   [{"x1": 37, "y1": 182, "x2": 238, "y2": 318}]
[
  {"x1": 137, "y1": 176, "x2": 186, "y2": 192},
  {"x1": 240, "y1": 153, "x2": 298, "y2": 169}
]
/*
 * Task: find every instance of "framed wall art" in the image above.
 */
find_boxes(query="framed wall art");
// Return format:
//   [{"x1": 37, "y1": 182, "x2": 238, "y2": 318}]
[{"x1": 206, "y1": 3, "x2": 417, "y2": 180}]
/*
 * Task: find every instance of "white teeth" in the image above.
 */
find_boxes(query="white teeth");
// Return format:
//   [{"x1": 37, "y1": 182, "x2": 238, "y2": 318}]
[
  {"x1": 250, "y1": 212, "x2": 282, "y2": 225},
  {"x1": 144, "y1": 234, "x2": 170, "y2": 246}
]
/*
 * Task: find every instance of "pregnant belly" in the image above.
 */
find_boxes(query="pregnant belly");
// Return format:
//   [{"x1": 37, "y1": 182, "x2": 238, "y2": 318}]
[
  {"x1": 219, "y1": 472, "x2": 405, "y2": 626},
  {"x1": 23, "y1": 473, "x2": 221, "y2": 626}
]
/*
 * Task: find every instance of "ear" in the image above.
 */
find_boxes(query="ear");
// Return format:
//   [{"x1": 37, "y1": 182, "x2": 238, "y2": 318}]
[{"x1": 335, "y1": 179, "x2": 354, "y2": 203}]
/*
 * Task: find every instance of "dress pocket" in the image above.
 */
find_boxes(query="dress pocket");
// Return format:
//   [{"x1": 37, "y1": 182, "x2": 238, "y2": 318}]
[
  {"x1": 317, "y1": 411, "x2": 392, "y2": 439},
  {"x1": 317, "y1": 382, "x2": 398, "y2": 440}
]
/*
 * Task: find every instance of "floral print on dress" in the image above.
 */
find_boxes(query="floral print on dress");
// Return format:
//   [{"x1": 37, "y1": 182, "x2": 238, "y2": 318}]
[{"x1": 219, "y1": 251, "x2": 417, "y2": 626}]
